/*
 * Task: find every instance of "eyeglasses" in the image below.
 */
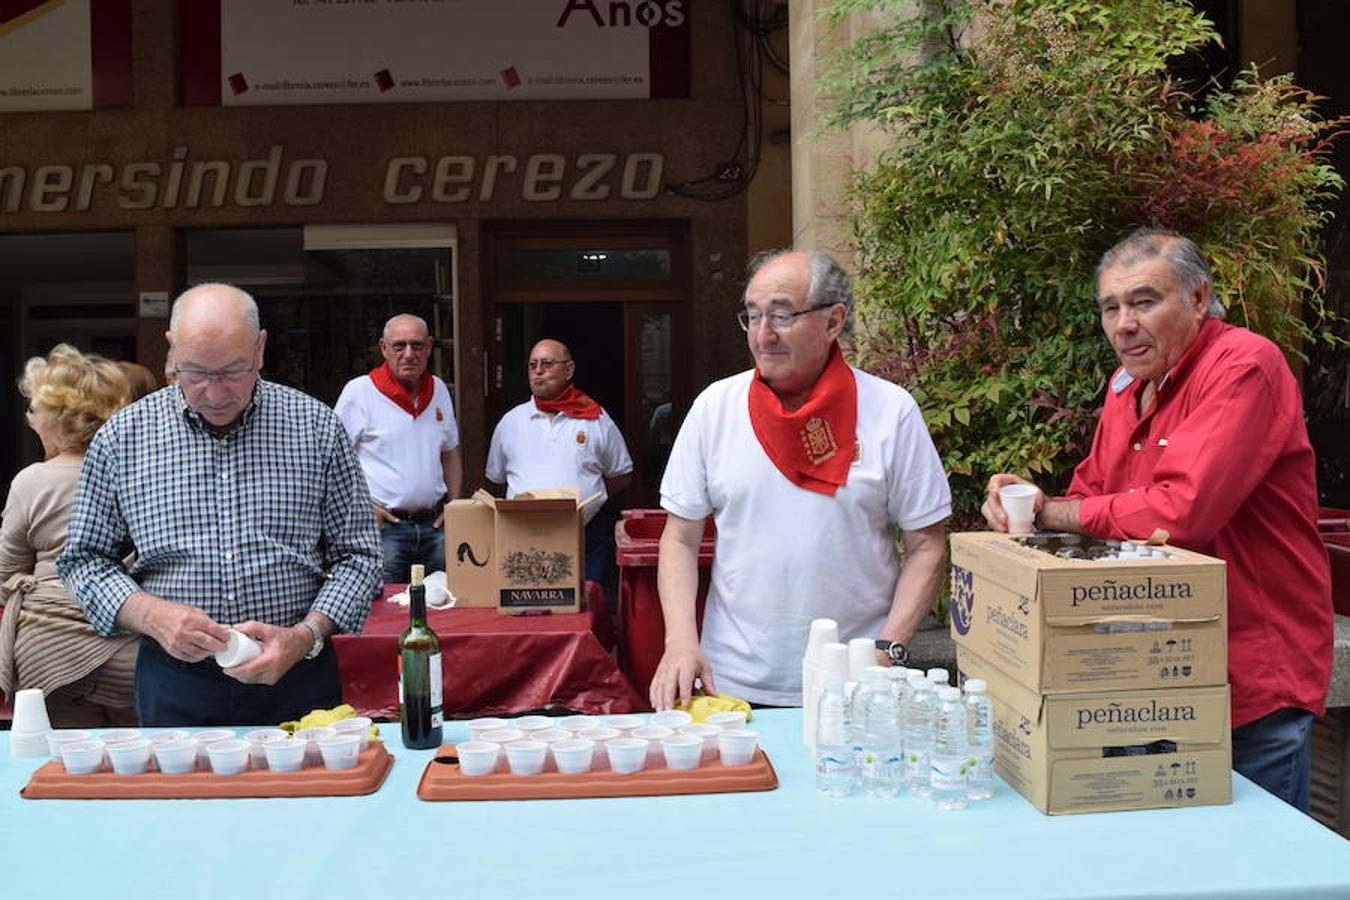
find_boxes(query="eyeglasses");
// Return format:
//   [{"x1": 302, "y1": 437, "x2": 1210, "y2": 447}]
[
  {"x1": 528, "y1": 358, "x2": 572, "y2": 372},
  {"x1": 173, "y1": 365, "x2": 257, "y2": 387},
  {"x1": 386, "y1": 340, "x2": 430, "y2": 353},
  {"x1": 738, "y1": 304, "x2": 834, "y2": 333}
]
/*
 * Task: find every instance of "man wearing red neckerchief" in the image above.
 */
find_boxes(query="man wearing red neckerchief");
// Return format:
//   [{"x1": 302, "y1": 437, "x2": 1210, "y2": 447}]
[
  {"x1": 335, "y1": 314, "x2": 463, "y2": 584},
  {"x1": 651, "y1": 250, "x2": 951, "y2": 710},
  {"x1": 486, "y1": 339, "x2": 633, "y2": 583},
  {"x1": 981, "y1": 228, "x2": 1333, "y2": 812}
]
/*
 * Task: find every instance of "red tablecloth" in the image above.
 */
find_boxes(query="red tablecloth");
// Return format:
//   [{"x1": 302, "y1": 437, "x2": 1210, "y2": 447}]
[{"x1": 333, "y1": 582, "x2": 646, "y2": 719}]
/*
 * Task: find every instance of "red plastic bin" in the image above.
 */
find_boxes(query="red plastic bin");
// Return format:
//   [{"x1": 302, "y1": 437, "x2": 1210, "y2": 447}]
[
  {"x1": 615, "y1": 509, "x2": 715, "y2": 705},
  {"x1": 1320, "y1": 508, "x2": 1350, "y2": 617}
]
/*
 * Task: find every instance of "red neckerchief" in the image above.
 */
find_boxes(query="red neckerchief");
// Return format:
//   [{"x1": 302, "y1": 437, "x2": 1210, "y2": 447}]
[
  {"x1": 534, "y1": 382, "x2": 602, "y2": 420},
  {"x1": 369, "y1": 363, "x2": 433, "y2": 418},
  {"x1": 748, "y1": 343, "x2": 857, "y2": 496}
]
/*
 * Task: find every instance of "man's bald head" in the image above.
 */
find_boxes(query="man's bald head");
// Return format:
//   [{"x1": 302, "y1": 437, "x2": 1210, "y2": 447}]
[
  {"x1": 165, "y1": 283, "x2": 266, "y2": 429},
  {"x1": 169, "y1": 283, "x2": 260, "y2": 342},
  {"x1": 527, "y1": 339, "x2": 575, "y2": 401}
]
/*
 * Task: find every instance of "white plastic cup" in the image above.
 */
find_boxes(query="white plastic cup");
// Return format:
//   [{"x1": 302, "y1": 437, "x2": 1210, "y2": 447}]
[
  {"x1": 466, "y1": 717, "x2": 508, "y2": 741},
  {"x1": 206, "y1": 738, "x2": 250, "y2": 775},
  {"x1": 999, "y1": 483, "x2": 1040, "y2": 534},
  {"x1": 264, "y1": 739, "x2": 306, "y2": 773},
  {"x1": 514, "y1": 715, "x2": 554, "y2": 734},
  {"x1": 243, "y1": 728, "x2": 290, "y2": 768},
  {"x1": 107, "y1": 738, "x2": 153, "y2": 775},
  {"x1": 651, "y1": 710, "x2": 693, "y2": 731},
  {"x1": 12, "y1": 687, "x2": 52, "y2": 737},
  {"x1": 293, "y1": 727, "x2": 335, "y2": 767},
  {"x1": 317, "y1": 733, "x2": 362, "y2": 770},
  {"x1": 631, "y1": 725, "x2": 674, "y2": 767},
  {"x1": 532, "y1": 728, "x2": 570, "y2": 744},
  {"x1": 214, "y1": 628, "x2": 262, "y2": 668},
  {"x1": 606, "y1": 737, "x2": 647, "y2": 774},
  {"x1": 47, "y1": 729, "x2": 92, "y2": 759},
  {"x1": 193, "y1": 729, "x2": 237, "y2": 768},
  {"x1": 551, "y1": 738, "x2": 596, "y2": 775},
  {"x1": 331, "y1": 717, "x2": 373, "y2": 751},
  {"x1": 717, "y1": 729, "x2": 759, "y2": 767},
  {"x1": 505, "y1": 740, "x2": 547, "y2": 776},
  {"x1": 605, "y1": 715, "x2": 644, "y2": 734},
  {"x1": 60, "y1": 739, "x2": 106, "y2": 775},
  {"x1": 679, "y1": 723, "x2": 721, "y2": 763},
  {"x1": 99, "y1": 728, "x2": 142, "y2": 747},
  {"x1": 821, "y1": 642, "x2": 849, "y2": 684},
  {"x1": 660, "y1": 735, "x2": 703, "y2": 771},
  {"x1": 586, "y1": 727, "x2": 620, "y2": 770},
  {"x1": 153, "y1": 739, "x2": 198, "y2": 775},
  {"x1": 457, "y1": 740, "x2": 501, "y2": 777},
  {"x1": 706, "y1": 711, "x2": 748, "y2": 731},
  {"x1": 559, "y1": 715, "x2": 599, "y2": 735}
]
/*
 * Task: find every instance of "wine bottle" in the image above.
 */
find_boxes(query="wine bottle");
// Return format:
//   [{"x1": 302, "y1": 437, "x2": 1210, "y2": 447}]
[{"x1": 399, "y1": 564, "x2": 444, "y2": 749}]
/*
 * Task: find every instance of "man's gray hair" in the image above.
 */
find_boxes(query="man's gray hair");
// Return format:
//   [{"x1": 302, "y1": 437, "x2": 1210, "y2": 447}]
[
  {"x1": 169, "y1": 283, "x2": 261, "y2": 337},
  {"x1": 745, "y1": 249, "x2": 855, "y2": 335},
  {"x1": 383, "y1": 313, "x2": 430, "y2": 341},
  {"x1": 1095, "y1": 227, "x2": 1225, "y2": 318}
]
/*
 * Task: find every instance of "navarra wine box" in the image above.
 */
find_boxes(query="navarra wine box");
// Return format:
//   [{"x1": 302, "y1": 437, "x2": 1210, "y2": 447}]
[{"x1": 948, "y1": 532, "x2": 1227, "y2": 694}]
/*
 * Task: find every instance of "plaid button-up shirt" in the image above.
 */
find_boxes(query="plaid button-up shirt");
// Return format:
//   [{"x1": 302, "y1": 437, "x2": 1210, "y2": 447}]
[{"x1": 59, "y1": 379, "x2": 381, "y2": 637}]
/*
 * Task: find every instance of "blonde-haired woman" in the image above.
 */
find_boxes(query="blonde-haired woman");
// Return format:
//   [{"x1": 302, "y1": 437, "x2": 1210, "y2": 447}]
[{"x1": 0, "y1": 344, "x2": 139, "y2": 726}]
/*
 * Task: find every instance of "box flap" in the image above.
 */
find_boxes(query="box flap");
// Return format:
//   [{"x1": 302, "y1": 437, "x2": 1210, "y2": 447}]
[
  {"x1": 1044, "y1": 685, "x2": 1230, "y2": 750},
  {"x1": 950, "y1": 532, "x2": 1044, "y2": 602}
]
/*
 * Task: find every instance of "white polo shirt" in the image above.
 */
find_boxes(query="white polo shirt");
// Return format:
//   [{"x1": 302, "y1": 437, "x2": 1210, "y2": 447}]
[
  {"x1": 334, "y1": 374, "x2": 460, "y2": 511},
  {"x1": 660, "y1": 367, "x2": 951, "y2": 706},
  {"x1": 485, "y1": 400, "x2": 633, "y2": 525}
]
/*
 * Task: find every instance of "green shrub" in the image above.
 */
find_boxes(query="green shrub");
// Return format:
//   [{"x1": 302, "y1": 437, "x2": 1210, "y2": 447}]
[{"x1": 824, "y1": 0, "x2": 1344, "y2": 530}]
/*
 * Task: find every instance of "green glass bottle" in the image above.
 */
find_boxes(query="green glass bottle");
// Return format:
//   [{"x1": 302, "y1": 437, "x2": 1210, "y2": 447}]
[{"x1": 399, "y1": 564, "x2": 443, "y2": 749}]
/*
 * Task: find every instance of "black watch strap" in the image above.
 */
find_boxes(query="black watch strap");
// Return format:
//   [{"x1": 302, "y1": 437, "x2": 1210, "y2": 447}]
[{"x1": 875, "y1": 639, "x2": 909, "y2": 665}]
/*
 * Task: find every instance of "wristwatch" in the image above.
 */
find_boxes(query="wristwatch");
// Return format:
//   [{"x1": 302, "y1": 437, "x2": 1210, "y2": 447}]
[
  {"x1": 875, "y1": 639, "x2": 909, "y2": 666},
  {"x1": 299, "y1": 617, "x2": 324, "y2": 660}
]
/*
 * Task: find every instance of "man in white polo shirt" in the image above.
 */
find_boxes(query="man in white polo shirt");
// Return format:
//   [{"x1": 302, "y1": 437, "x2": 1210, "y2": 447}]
[
  {"x1": 650, "y1": 250, "x2": 951, "y2": 710},
  {"x1": 486, "y1": 339, "x2": 633, "y2": 583},
  {"x1": 335, "y1": 314, "x2": 463, "y2": 584}
]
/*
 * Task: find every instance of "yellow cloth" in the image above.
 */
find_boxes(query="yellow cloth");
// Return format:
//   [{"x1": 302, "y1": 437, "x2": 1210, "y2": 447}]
[
  {"x1": 674, "y1": 694, "x2": 752, "y2": 723},
  {"x1": 281, "y1": 704, "x2": 379, "y2": 742}
]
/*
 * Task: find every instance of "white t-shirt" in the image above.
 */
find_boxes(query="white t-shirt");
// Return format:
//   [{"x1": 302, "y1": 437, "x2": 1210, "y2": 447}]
[
  {"x1": 485, "y1": 400, "x2": 634, "y2": 525},
  {"x1": 334, "y1": 374, "x2": 460, "y2": 511},
  {"x1": 660, "y1": 367, "x2": 951, "y2": 706}
]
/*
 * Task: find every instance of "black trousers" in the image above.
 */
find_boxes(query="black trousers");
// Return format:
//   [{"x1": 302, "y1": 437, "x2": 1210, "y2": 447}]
[{"x1": 135, "y1": 636, "x2": 342, "y2": 726}]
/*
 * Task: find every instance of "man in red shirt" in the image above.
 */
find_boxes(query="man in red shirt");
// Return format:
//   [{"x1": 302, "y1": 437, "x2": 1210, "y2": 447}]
[{"x1": 982, "y1": 228, "x2": 1333, "y2": 812}]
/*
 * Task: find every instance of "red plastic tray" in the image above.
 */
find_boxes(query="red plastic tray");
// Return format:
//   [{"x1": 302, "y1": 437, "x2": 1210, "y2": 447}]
[
  {"x1": 21, "y1": 743, "x2": 394, "y2": 800},
  {"x1": 417, "y1": 743, "x2": 777, "y2": 801}
]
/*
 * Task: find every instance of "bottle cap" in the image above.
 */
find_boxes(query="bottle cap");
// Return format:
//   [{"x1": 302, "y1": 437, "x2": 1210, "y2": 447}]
[
  {"x1": 410, "y1": 564, "x2": 425, "y2": 586},
  {"x1": 862, "y1": 666, "x2": 888, "y2": 687},
  {"x1": 937, "y1": 686, "x2": 961, "y2": 702},
  {"x1": 886, "y1": 666, "x2": 909, "y2": 681},
  {"x1": 963, "y1": 678, "x2": 987, "y2": 694},
  {"x1": 926, "y1": 667, "x2": 950, "y2": 685}
]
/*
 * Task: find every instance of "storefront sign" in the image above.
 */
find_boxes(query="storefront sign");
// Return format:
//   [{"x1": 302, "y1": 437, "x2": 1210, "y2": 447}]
[
  {"x1": 181, "y1": 0, "x2": 689, "y2": 107},
  {"x1": 0, "y1": 146, "x2": 666, "y2": 214}
]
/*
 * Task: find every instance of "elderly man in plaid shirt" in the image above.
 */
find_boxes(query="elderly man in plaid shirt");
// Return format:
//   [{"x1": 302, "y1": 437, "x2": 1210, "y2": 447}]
[{"x1": 58, "y1": 284, "x2": 382, "y2": 725}]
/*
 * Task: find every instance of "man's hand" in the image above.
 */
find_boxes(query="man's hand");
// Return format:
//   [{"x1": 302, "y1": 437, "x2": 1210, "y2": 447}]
[
  {"x1": 223, "y1": 620, "x2": 311, "y2": 686},
  {"x1": 373, "y1": 504, "x2": 400, "y2": 526},
  {"x1": 981, "y1": 473, "x2": 1043, "y2": 532},
  {"x1": 649, "y1": 639, "x2": 716, "y2": 711},
  {"x1": 119, "y1": 592, "x2": 230, "y2": 662}
]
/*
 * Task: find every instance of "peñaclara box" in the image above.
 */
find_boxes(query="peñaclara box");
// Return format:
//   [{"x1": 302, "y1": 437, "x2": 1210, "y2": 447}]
[
  {"x1": 959, "y1": 648, "x2": 1232, "y2": 815},
  {"x1": 949, "y1": 532, "x2": 1227, "y2": 693}
]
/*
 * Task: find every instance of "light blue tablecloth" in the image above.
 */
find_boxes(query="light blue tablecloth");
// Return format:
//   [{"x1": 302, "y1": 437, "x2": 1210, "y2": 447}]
[{"x1": 3, "y1": 710, "x2": 1348, "y2": 900}]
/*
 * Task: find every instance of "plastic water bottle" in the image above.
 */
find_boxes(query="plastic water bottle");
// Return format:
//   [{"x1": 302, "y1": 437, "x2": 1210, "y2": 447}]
[
  {"x1": 931, "y1": 685, "x2": 969, "y2": 811},
  {"x1": 815, "y1": 676, "x2": 855, "y2": 797},
  {"x1": 860, "y1": 668, "x2": 903, "y2": 798},
  {"x1": 849, "y1": 666, "x2": 884, "y2": 777},
  {"x1": 926, "y1": 667, "x2": 950, "y2": 687},
  {"x1": 903, "y1": 672, "x2": 935, "y2": 796},
  {"x1": 964, "y1": 678, "x2": 995, "y2": 800},
  {"x1": 886, "y1": 667, "x2": 911, "y2": 732}
]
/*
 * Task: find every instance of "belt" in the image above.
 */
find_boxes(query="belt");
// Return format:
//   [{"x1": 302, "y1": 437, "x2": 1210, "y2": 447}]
[{"x1": 388, "y1": 506, "x2": 440, "y2": 524}]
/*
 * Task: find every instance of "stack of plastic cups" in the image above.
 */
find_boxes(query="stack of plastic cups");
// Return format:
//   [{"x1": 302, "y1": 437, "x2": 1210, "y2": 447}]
[
  {"x1": 10, "y1": 688, "x2": 54, "y2": 758},
  {"x1": 801, "y1": 618, "x2": 839, "y2": 750},
  {"x1": 847, "y1": 638, "x2": 876, "y2": 684}
]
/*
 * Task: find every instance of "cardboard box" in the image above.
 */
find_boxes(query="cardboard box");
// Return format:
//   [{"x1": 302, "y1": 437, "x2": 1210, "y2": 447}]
[
  {"x1": 949, "y1": 532, "x2": 1227, "y2": 693},
  {"x1": 959, "y1": 648, "x2": 1232, "y2": 815},
  {"x1": 444, "y1": 492, "x2": 497, "y2": 608}
]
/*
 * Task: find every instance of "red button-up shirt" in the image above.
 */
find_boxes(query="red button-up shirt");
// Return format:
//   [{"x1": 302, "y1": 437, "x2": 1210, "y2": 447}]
[{"x1": 1067, "y1": 316, "x2": 1332, "y2": 728}]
